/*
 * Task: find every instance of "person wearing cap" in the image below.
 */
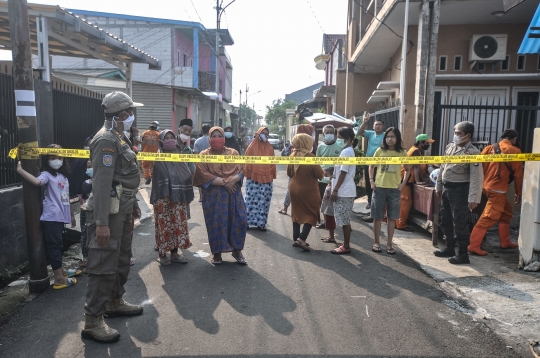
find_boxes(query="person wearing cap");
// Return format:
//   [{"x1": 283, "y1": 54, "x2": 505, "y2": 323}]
[
  {"x1": 468, "y1": 129, "x2": 523, "y2": 256},
  {"x1": 433, "y1": 121, "x2": 483, "y2": 265},
  {"x1": 141, "y1": 120, "x2": 160, "y2": 185},
  {"x1": 81, "y1": 91, "x2": 144, "y2": 343},
  {"x1": 396, "y1": 134, "x2": 435, "y2": 232},
  {"x1": 224, "y1": 126, "x2": 241, "y2": 153}
]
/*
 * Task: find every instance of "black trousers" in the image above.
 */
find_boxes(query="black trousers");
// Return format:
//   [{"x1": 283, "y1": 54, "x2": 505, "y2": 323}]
[
  {"x1": 365, "y1": 166, "x2": 377, "y2": 204},
  {"x1": 439, "y1": 183, "x2": 471, "y2": 249},
  {"x1": 293, "y1": 223, "x2": 313, "y2": 241}
]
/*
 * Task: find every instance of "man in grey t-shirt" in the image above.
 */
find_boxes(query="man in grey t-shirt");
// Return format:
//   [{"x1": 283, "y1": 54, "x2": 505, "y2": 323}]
[{"x1": 193, "y1": 124, "x2": 211, "y2": 154}]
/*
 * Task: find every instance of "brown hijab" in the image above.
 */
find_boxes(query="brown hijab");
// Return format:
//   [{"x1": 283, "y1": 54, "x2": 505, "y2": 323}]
[
  {"x1": 192, "y1": 126, "x2": 244, "y2": 187},
  {"x1": 290, "y1": 133, "x2": 314, "y2": 174},
  {"x1": 244, "y1": 127, "x2": 276, "y2": 183}
]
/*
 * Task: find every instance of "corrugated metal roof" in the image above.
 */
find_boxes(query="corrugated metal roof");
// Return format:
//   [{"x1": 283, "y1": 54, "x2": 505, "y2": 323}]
[{"x1": 518, "y1": 3, "x2": 540, "y2": 54}]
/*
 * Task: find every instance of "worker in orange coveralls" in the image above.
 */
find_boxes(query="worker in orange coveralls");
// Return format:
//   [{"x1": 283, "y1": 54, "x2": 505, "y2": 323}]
[
  {"x1": 468, "y1": 129, "x2": 523, "y2": 256},
  {"x1": 395, "y1": 134, "x2": 435, "y2": 232},
  {"x1": 141, "y1": 121, "x2": 160, "y2": 185}
]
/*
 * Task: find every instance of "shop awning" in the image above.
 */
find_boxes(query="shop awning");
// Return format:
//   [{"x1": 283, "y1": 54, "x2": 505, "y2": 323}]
[{"x1": 518, "y1": 3, "x2": 540, "y2": 54}]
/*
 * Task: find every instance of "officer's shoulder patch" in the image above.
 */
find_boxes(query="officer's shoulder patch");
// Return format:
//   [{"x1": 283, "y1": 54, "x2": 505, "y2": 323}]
[
  {"x1": 102, "y1": 148, "x2": 115, "y2": 153},
  {"x1": 103, "y1": 154, "x2": 113, "y2": 166}
]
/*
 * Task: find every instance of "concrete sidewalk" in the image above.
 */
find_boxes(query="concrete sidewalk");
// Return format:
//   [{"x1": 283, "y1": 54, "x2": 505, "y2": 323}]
[{"x1": 353, "y1": 195, "x2": 540, "y2": 351}]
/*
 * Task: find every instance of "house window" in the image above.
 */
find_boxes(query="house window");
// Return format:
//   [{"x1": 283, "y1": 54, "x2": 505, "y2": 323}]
[
  {"x1": 517, "y1": 55, "x2": 526, "y2": 70},
  {"x1": 439, "y1": 56, "x2": 447, "y2": 71},
  {"x1": 177, "y1": 51, "x2": 181, "y2": 67},
  {"x1": 183, "y1": 54, "x2": 188, "y2": 67},
  {"x1": 453, "y1": 56, "x2": 462, "y2": 71},
  {"x1": 501, "y1": 55, "x2": 509, "y2": 71},
  {"x1": 477, "y1": 62, "x2": 485, "y2": 71}
]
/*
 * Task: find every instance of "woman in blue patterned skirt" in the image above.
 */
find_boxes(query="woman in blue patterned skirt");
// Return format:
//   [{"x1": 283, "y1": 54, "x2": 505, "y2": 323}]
[{"x1": 193, "y1": 127, "x2": 248, "y2": 265}]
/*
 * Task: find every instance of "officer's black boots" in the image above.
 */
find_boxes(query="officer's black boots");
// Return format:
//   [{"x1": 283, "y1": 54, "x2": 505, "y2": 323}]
[{"x1": 448, "y1": 242, "x2": 470, "y2": 265}]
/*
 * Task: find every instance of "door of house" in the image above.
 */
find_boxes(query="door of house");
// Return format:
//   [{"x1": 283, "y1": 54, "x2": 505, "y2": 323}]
[{"x1": 448, "y1": 88, "x2": 508, "y2": 146}]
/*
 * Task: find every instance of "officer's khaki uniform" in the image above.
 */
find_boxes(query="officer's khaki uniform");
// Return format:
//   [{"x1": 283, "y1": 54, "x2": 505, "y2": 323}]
[{"x1": 85, "y1": 121, "x2": 140, "y2": 316}]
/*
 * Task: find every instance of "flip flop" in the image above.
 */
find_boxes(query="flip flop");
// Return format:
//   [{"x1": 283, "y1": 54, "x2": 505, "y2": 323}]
[
  {"x1": 170, "y1": 255, "x2": 188, "y2": 264},
  {"x1": 331, "y1": 245, "x2": 351, "y2": 255},
  {"x1": 53, "y1": 277, "x2": 77, "y2": 290},
  {"x1": 278, "y1": 209, "x2": 288, "y2": 215},
  {"x1": 211, "y1": 257, "x2": 222, "y2": 265},
  {"x1": 321, "y1": 237, "x2": 337, "y2": 243},
  {"x1": 156, "y1": 257, "x2": 171, "y2": 266},
  {"x1": 231, "y1": 253, "x2": 248, "y2": 265},
  {"x1": 64, "y1": 269, "x2": 82, "y2": 278},
  {"x1": 372, "y1": 245, "x2": 382, "y2": 253},
  {"x1": 295, "y1": 239, "x2": 310, "y2": 252},
  {"x1": 387, "y1": 248, "x2": 396, "y2": 255}
]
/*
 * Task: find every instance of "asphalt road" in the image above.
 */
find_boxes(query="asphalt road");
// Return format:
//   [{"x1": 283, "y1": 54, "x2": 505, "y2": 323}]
[{"x1": 0, "y1": 163, "x2": 520, "y2": 357}]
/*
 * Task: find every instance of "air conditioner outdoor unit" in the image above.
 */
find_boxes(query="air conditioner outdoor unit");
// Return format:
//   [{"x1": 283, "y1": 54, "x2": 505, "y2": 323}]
[{"x1": 469, "y1": 34, "x2": 507, "y2": 62}]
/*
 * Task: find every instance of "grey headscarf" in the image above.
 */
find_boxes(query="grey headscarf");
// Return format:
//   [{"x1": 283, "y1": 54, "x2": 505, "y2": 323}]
[{"x1": 150, "y1": 130, "x2": 194, "y2": 204}]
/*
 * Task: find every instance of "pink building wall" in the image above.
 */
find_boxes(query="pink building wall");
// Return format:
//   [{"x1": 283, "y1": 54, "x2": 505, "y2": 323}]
[
  {"x1": 199, "y1": 44, "x2": 212, "y2": 72},
  {"x1": 174, "y1": 29, "x2": 194, "y2": 67}
]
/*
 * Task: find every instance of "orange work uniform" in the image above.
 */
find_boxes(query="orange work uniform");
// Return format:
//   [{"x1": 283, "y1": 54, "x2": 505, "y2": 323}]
[
  {"x1": 396, "y1": 146, "x2": 428, "y2": 229},
  {"x1": 141, "y1": 129, "x2": 160, "y2": 179},
  {"x1": 475, "y1": 139, "x2": 523, "y2": 230}
]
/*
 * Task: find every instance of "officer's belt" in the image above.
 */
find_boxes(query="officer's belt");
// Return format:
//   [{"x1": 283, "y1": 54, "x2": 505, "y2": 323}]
[
  {"x1": 443, "y1": 182, "x2": 469, "y2": 188},
  {"x1": 121, "y1": 189, "x2": 138, "y2": 197}
]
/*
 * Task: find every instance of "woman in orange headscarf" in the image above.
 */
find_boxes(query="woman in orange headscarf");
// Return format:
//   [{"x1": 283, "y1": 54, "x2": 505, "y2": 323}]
[
  {"x1": 287, "y1": 133, "x2": 324, "y2": 251},
  {"x1": 193, "y1": 126, "x2": 248, "y2": 265},
  {"x1": 244, "y1": 127, "x2": 276, "y2": 231}
]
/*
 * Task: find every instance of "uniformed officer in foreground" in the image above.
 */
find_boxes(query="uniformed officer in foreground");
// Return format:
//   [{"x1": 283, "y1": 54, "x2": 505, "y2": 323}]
[
  {"x1": 82, "y1": 92, "x2": 143, "y2": 343},
  {"x1": 434, "y1": 121, "x2": 483, "y2": 265}
]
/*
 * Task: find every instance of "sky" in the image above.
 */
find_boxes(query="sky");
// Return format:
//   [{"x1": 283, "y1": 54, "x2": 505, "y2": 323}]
[{"x1": 0, "y1": 0, "x2": 348, "y2": 115}]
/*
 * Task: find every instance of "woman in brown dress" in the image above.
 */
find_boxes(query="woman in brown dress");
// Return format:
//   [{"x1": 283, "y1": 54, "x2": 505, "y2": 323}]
[{"x1": 287, "y1": 133, "x2": 324, "y2": 251}]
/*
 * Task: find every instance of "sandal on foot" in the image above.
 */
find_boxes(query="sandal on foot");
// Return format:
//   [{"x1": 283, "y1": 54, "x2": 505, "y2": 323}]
[
  {"x1": 156, "y1": 257, "x2": 171, "y2": 265},
  {"x1": 321, "y1": 237, "x2": 337, "y2": 243},
  {"x1": 278, "y1": 209, "x2": 288, "y2": 215},
  {"x1": 211, "y1": 257, "x2": 222, "y2": 265},
  {"x1": 232, "y1": 253, "x2": 247, "y2": 265},
  {"x1": 366, "y1": 203, "x2": 371, "y2": 210},
  {"x1": 295, "y1": 239, "x2": 310, "y2": 252},
  {"x1": 372, "y1": 245, "x2": 382, "y2": 253},
  {"x1": 170, "y1": 255, "x2": 188, "y2": 264},
  {"x1": 387, "y1": 248, "x2": 396, "y2": 255},
  {"x1": 331, "y1": 245, "x2": 351, "y2": 255},
  {"x1": 53, "y1": 277, "x2": 77, "y2": 290},
  {"x1": 64, "y1": 269, "x2": 82, "y2": 278},
  {"x1": 130, "y1": 257, "x2": 136, "y2": 266},
  {"x1": 79, "y1": 260, "x2": 87, "y2": 268}
]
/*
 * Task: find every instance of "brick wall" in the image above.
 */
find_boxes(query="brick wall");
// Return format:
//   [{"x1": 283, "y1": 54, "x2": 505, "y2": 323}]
[{"x1": 0, "y1": 186, "x2": 27, "y2": 274}]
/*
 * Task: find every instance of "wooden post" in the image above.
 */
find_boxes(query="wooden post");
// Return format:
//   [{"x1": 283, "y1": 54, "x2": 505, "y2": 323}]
[{"x1": 8, "y1": 0, "x2": 50, "y2": 293}]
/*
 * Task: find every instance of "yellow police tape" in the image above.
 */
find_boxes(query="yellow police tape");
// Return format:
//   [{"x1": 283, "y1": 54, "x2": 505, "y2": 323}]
[{"x1": 8, "y1": 146, "x2": 540, "y2": 165}]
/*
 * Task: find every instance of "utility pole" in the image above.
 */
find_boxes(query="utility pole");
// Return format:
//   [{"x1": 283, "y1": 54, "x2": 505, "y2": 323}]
[
  {"x1": 214, "y1": 0, "x2": 236, "y2": 127},
  {"x1": 9, "y1": 0, "x2": 49, "y2": 293},
  {"x1": 398, "y1": 0, "x2": 410, "y2": 133}
]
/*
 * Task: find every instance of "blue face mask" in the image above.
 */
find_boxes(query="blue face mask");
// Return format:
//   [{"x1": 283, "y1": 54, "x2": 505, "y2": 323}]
[
  {"x1": 86, "y1": 168, "x2": 93, "y2": 178},
  {"x1": 324, "y1": 134, "x2": 335, "y2": 143},
  {"x1": 224, "y1": 132, "x2": 233, "y2": 139},
  {"x1": 336, "y1": 139, "x2": 345, "y2": 147}
]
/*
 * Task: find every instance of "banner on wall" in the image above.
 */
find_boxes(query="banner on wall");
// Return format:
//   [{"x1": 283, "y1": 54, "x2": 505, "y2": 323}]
[{"x1": 225, "y1": 109, "x2": 231, "y2": 127}]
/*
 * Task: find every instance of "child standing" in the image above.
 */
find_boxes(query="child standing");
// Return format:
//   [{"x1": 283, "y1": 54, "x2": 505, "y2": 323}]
[
  {"x1": 79, "y1": 160, "x2": 93, "y2": 268},
  {"x1": 16, "y1": 144, "x2": 79, "y2": 289},
  {"x1": 369, "y1": 128, "x2": 411, "y2": 255},
  {"x1": 320, "y1": 167, "x2": 337, "y2": 243}
]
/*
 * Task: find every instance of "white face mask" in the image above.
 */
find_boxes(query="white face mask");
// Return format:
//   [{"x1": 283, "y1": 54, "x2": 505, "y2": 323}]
[
  {"x1": 49, "y1": 159, "x2": 63, "y2": 170},
  {"x1": 83, "y1": 146, "x2": 90, "y2": 150},
  {"x1": 122, "y1": 114, "x2": 135, "y2": 132},
  {"x1": 453, "y1": 134, "x2": 464, "y2": 145}
]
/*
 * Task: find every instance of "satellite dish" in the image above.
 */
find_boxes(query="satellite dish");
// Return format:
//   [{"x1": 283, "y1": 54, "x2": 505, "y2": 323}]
[{"x1": 473, "y1": 36, "x2": 498, "y2": 59}]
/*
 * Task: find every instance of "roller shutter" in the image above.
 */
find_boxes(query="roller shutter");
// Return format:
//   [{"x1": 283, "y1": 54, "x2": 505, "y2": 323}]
[{"x1": 132, "y1": 82, "x2": 172, "y2": 130}]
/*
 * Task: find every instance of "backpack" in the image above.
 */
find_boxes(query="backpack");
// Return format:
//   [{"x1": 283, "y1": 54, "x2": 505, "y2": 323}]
[{"x1": 492, "y1": 142, "x2": 514, "y2": 183}]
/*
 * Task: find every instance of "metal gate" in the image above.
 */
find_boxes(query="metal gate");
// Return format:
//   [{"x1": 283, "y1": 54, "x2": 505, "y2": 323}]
[
  {"x1": 53, "y1": 89, "x2": 104, "y2": 150},
  {"x1": 365, "y1": 105, "x2": 399, "y2": 131},
  {"x1": 0, "y1": 73, "x2": 19, "y2": 188},
  {"x1": 434, "y1": 96, "x2": 540, "y2": 155}
]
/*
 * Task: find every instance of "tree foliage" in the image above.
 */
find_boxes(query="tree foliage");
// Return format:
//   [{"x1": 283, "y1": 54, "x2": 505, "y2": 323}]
[
  {"x1": 238, "y1": 104, "x2": 258, "y2": 130},
  {"x1": 264, "y1": 99, "x2": 297, "y2": 137}
]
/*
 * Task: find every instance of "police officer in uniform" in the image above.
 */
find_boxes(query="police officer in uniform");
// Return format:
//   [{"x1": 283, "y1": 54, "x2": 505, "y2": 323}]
[
  {"x1": 434, "y1": 121, "x2": 483, "y2": 265},
  {"x1": 82, "y1": 92, "x2": 144, "y2": 343}
]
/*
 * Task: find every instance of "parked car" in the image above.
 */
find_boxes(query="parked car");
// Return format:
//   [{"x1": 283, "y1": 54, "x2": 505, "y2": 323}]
[{"x1": 268, "y1": 134, "x2": 283, "y2": 150}]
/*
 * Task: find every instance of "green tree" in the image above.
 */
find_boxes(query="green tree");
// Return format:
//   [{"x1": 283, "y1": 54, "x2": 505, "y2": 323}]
[
  {"x1": 264, "y1": 99, "x2": 297, "y2": 137},
  {"x1": 238, "y1": 104, "x2": 257, "y2": 131}
]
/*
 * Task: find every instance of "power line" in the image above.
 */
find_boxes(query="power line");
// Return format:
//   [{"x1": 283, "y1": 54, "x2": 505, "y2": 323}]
[{"x1": 190, "y1": 0, "x2": 205, "y2": 24}]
